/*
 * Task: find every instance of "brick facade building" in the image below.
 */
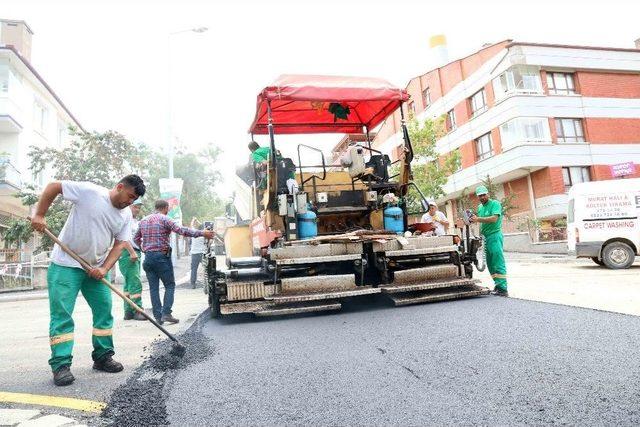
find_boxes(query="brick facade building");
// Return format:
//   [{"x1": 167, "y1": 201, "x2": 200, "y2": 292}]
[{"x1": 372, "y1": 40, "x2": 640, "y2": 240}]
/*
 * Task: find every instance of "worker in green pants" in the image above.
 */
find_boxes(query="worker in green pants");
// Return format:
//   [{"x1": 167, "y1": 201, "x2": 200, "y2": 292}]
[
  {"x1": 47, "y1": 263, "x2": 115, "y2": 370},
  {"x1": 471, "y1": 185, "x2": 508, "y2": 297},
  {"x1": 118, "y1": 199, "x2": 146, "y2": 321},
  {"x1": 31, "y1": 175, "x2": 146, "y2": 386}
]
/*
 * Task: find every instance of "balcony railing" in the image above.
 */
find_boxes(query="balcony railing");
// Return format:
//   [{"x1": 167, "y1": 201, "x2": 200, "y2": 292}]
[{"x1": 0, "y1": 159, "x2": 22, "y2": 188}]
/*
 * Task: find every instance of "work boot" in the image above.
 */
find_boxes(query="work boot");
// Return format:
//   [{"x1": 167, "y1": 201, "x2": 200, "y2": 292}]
[
  {"x1": 161, "y1": 314, "x2": 180, "y2": 324},
  {"x1": 491, "y1": 289, "x2": 509, "y2": 297},
  {"x1": 93, "y1": 355, "x2": 124, "y2": 373},
  {"x1": 53, "y1": 365, "x2": 75, "y2": 386},
  {"x1": 123, "y1": 311, "x2": 134, "y2": 320},
  {"x1": 133, "y1": 312, "x2": 148, "y2": 321}
]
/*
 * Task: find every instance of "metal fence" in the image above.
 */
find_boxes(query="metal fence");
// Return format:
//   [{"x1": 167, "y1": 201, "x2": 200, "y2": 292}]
[{"x1": 0, "y1": 251, "x2": 50, "y2": 292}]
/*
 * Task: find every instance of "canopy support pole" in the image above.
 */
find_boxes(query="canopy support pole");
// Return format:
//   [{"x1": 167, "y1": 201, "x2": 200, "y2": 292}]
[
  {"x1": 267, "y1": 99, "x2": 278, "y2": 198},
  {"x1": 365, "y1": 126, "x2": 372, "y2": 150},
  {"x1": 399, "y1": 104, "x2": 414, "y2": 163}
]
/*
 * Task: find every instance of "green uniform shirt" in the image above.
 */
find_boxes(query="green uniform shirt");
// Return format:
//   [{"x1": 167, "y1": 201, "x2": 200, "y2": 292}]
[
  {"x1": 477, "y1": 199, "x2": 503, "y2": 236},
  {"x1": 251, "y1": 147, "x2": 271, "y2": 163}
]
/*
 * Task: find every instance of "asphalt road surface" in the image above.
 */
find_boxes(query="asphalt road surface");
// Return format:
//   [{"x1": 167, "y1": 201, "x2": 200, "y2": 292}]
[{"x1": 105, "y1": 295, "x2": 640, "y2": 426}]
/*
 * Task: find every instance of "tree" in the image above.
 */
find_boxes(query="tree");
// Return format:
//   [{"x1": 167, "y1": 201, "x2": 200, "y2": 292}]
[
  {"x1": 1, "y1": 127, "x2": 225, "y2": 252},
  {"x1": 144, "y1": 146, "x2": 225, "y2": 224},
  {"x1": 402, "y1": 115, "x2": 460, "y2": 212},
  {"x1": 407, "y1": 115, "x2": 460, "y2": 199},
  {"x1": 2, "y1": 128, "x2": 158, "y2": 252},
  {"x1": 456, "y1": 175, "x2": 518, "y2": 218}
]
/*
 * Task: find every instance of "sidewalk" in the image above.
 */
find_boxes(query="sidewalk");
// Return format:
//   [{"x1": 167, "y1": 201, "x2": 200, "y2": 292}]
[
  {"x1": 0, "y1": 255, "x2": 208, "y2": 409},
  {"x1": 0, "y1": 253, "x2": 194, "y2": 303}
]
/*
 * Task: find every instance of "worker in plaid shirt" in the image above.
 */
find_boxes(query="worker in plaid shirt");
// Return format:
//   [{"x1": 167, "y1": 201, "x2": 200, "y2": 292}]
[{"x1": 134, "y1": 200, "x2": 214, "y2": 324}]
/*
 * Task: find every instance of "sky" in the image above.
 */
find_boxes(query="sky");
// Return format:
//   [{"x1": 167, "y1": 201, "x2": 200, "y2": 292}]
[{"x1": 3, "y1": 0, "x2": 640, "y2": 196}]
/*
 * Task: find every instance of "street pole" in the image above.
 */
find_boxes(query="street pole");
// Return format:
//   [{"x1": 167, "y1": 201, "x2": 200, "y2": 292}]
[{"x1": 166, "y1": 27, "x2": 208, "y2": 261}]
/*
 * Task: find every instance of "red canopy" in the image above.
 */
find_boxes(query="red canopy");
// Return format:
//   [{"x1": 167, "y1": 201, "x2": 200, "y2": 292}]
[{"x1": 249, "y1": 74, "x2": 409, "y2": 135}]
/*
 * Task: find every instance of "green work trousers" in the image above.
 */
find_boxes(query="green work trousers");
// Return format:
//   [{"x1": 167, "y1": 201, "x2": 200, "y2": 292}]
[
  {"x1": 47, "y1": 263, "x2": 114, "y2": 372},
  {"x1": 118, "y1": 248, "x2": 143, "y2": 315},
  {"x1": 484, "y1": 232, "x2": 507, "y2": 292}
]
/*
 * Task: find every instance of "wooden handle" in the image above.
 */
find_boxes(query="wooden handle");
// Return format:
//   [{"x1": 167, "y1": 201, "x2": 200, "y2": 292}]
[{"x1": 39, "y1": 225, "x2": 181, "y2": 344}]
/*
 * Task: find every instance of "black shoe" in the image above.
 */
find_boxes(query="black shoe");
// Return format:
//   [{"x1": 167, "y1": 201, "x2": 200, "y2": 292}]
[
  {"x1": 53, "y1": 365, "x2": 75, "y2": 386},
  {"x1": 133, "y1": 312, "x2": 148, "y2": 321},
  {"x1": 161, "y1": 314, "x2": 180, "y2": 324},
  {"x1": 123, "y1": 312, "x2": 134, "y2": 320},
  {"x1": 491, "y1": 289, "x2": 509, "y2": 297},
  {"x1": 93, "y1": 355, "x2": 124, "y2": 373},
  {"x1": 155, "y1": 317, "x2": 164, "y2": 325}
]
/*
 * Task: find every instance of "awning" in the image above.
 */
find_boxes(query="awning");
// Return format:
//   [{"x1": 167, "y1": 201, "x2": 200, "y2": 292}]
[{"x1": 249, "y1": 74, "x2": 409, "y2": 135}]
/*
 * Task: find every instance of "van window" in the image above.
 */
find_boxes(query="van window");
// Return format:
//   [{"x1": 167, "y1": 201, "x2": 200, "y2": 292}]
[{"x1": 567, "y1": 199, "x2": 574, "y2": 223}]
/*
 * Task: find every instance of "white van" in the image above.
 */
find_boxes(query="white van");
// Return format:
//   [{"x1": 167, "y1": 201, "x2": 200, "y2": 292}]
[{"x1": 567, "y1": 178, "x2": 640, "y2": 269}]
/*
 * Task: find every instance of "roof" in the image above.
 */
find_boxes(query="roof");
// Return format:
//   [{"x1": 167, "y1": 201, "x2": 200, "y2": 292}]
[
  {"x1": 0, "y1": 19, "x2": 34, "y2": 34},
  {"x1": 249, "y1": 74, "x2": 408, "y2": 135},
  {"x1": 507, "y1": 41, "x2": 640, "y2": 54},
  {"x1": 0, "y1": 46, "x2": 84, "y2": 131}
]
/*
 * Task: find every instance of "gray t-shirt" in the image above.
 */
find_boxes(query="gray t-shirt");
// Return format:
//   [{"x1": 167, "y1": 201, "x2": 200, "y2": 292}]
[
  {"x1": 190, "y1": 236, "x2": 206, "y2": 255},
  {"x1": 51, "y1": 181, "x2": 132, "y2": 269}
]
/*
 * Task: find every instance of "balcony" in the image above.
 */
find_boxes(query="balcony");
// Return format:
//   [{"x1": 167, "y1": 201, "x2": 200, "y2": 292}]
[
  {"x1": 0, "y1": 159, "x2": 22, "y2": 189},
  {"x1": 0, "y1": 97, "x2": 23, "y2": 133}
]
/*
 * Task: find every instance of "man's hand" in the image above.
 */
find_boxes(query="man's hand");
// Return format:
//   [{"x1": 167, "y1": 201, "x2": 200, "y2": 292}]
[
  {"x1": 203, "y1": 230, "x2": 215, "y2": 240},
  {"x1": 469, "y1": 215, "x2": 477, "y2": 223},
  {"x1": 31, "y1": 215, "x2": 47, "y2": 232},
  {"x1": 129, "y1": 252, "x2": 139, "y2": 263},
  {"x1": 88, "y1": 267, "x2": 108, "y2": 280}
]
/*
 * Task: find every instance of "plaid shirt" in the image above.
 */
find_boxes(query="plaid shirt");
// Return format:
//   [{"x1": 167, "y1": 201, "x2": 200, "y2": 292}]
[{"x1": 134, "y1": 212, "x2": 203, "y2": 252}]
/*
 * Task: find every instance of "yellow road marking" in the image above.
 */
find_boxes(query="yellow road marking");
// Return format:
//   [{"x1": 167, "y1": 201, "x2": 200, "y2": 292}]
[{"x1": 0, "y1": 391, "x2": 106, "y2": 413}]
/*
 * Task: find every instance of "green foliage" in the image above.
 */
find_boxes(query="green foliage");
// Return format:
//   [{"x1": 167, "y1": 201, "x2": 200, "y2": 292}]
[
  {"x1": 144, "y1": 146, "x2": 225, "y2": 223},
  {"x1": 29, "y1": 127, "x2": 148, "y2": 187},
  {"x1": 407, "y1": 115, "x2": 460, "y2": 200},
  {"x1": 455, "y1": 175, "x2": 518, "y2": 219},
  {"x1": 2, "y1": 217, "x2": 32, "y2": 249},
  {"x1": 402, "y1": 115, "x2": 460, "y2": 213},
  {"x1": 3, "y1": 127, "x2": 224, "y2": 252}
]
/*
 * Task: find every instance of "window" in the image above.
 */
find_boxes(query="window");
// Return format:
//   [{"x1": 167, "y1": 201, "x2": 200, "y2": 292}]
[
  {"x1": 393, "y1": 144, "x2": 404, "y2": 161},
  {"x1": 492, "y1": 65, "x2": 542, "y2": 100},
  {"x1": 422, "y1": 87, "x2": 431, "y2": 108},
  {"x1": 446, "y1": 109, "x2": 456, "y2": 132},
  {"x1": 555, "y1": 118, "x2": 585, "y2": 143},
  {"x1": 469, "y1": 88, "x2": 487, "y2": 116},
  {"x1": 547, "y1": 72, "x2": 576, "y2": 95},
  {"x1": 33, "y1": 101, "x2": 48, "y2": 134},
  {"x1": 562, "y1": 167, "x2": 591, "y2": 192},
  {"x1": 475, "y1": 133, "x2": 493, "y2": 161},
  {"x1": 57, "y1": 122, "x2": 67, "y2": 146},
  {"x1": 499, "y1": 117, "x2": 551, "y2": 150}
]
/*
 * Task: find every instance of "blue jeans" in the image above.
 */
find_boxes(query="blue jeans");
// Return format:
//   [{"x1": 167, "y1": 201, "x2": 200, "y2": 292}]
[{"x1": 142, "y1": 251, "x2": 175, "y2": 320}]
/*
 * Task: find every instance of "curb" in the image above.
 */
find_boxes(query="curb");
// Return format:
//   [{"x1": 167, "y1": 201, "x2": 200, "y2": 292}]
[{"x1": 0, "y1": 273, "x2": 191, "y2": 303}]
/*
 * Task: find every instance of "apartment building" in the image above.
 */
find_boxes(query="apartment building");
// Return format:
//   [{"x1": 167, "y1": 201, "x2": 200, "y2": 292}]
[
  {"x1": 372, "y1": 40, "x2": 640, "y2": 240},
  {"x1": 0, "y1": 19, "x2": 82, "y2": 223}
]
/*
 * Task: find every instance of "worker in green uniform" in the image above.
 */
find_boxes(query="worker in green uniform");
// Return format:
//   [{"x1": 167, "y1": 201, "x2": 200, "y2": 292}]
[
  {"x1": 470, "y1": 185, "x2": 508, "y2": 297},
  {"x1": 248, "y1": 141, "x2": 271, "y2": 189},
  {"x1": 118, "y1": 198, "x2": 146, "y2": 321},
  {"x1": 31, "y1": 175, "x2": 146, "y2": 386}
]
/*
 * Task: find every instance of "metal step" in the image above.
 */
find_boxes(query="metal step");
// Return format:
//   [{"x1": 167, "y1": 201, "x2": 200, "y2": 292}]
[
  {"x1": 381, "y1": 278, "x2": 479, "y2": 294},
  {"x1": 386, "y1": 284, "x2": 490, "y2": 306},
  {"x1": 265, "y1": 286, "x2": 380, "y2": 303},
  {"x1": 391, "y1": 265, "x2": 460, "y2": 285},
  {"x1": 220, "y1": 300, "x2": 342, "y2": 316},
  {"x1": 256, "y1": 302, "x2": 342, "y2": 317}
]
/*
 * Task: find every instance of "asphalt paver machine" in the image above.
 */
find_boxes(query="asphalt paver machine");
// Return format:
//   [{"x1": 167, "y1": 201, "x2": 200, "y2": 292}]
[{"x1": 206, "y1": 75, "x2": 488, "y2": 317}]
